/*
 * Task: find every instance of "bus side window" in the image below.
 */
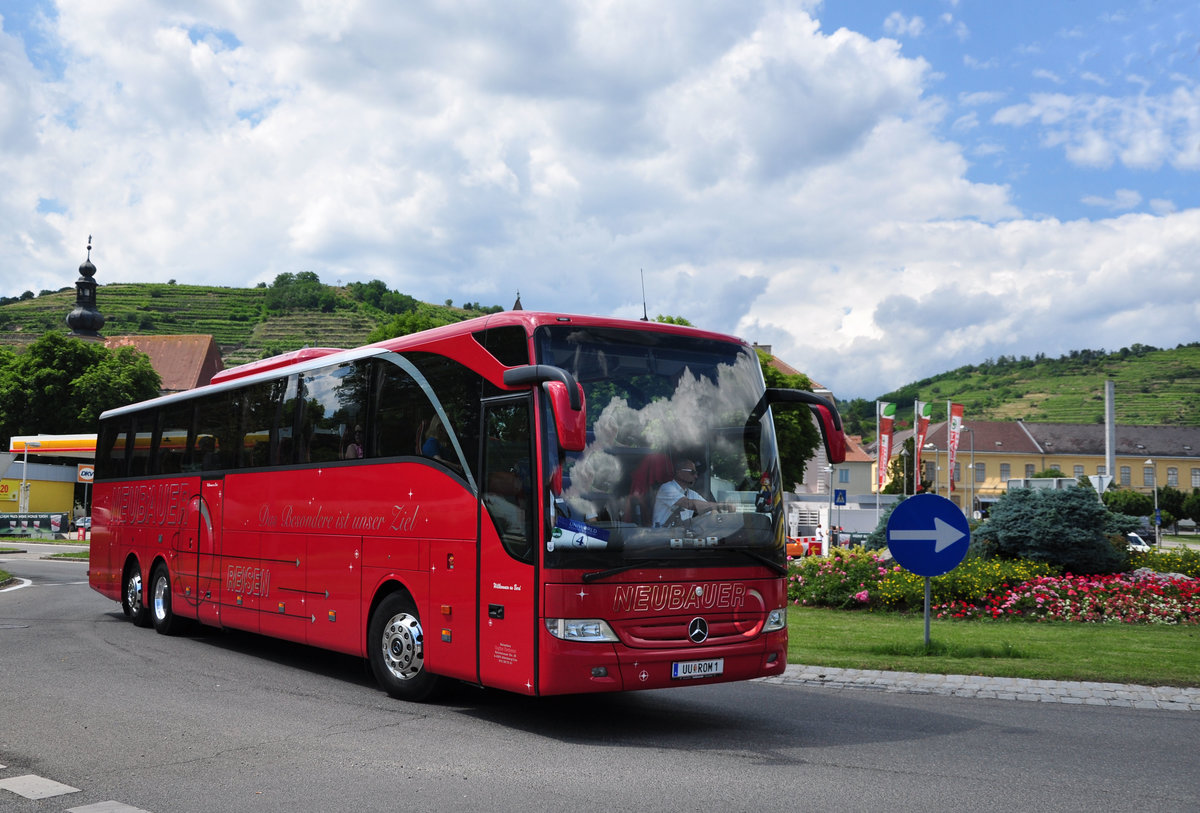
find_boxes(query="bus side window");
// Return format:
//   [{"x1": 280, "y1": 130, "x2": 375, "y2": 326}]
[
  {"x1": 371, "y1": 358, "x2": 435, "y2": 460},
  {"x1": 302, "y1": 362, "x2": 367, "y2": 464},
  {"x1": 195, "y1": 390, "x2": 238, "y2": 471},
  {"x1": 157, "y1": 400, "x2": 194, "y2": 475},
  {"x1": 128, "y1": 412, "x2": 155, "y2": 476},
  {"x1": 241, "y1": 378, "x2": 288, "y2": 468},
  {"x1": 96, "y1": 418, "x2": 130, "y2": 480}
]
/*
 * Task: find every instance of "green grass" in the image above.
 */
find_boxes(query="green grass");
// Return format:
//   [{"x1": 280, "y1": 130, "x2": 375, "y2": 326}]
[
  {"x1": 788, "y1": 606, "x2": 1200, "y2": 686},
  {"x1": 46, "y1": 551, "x2": 89, "y2": 561}
]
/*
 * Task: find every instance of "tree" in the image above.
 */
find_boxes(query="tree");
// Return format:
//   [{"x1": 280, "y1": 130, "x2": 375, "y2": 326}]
[
  {"x1": 880, "y1": 437, "x2": 930, "y2": 495},
  {"x1": 1182, "y1": 492, "x2": 1200, "y2": 527},
  {"x1": 973, "y1": 486, "x2": 1128, "y2": 574},
  {"x1": 1158, "y1": 486, "x2": 1186, "y2": 533},
  {"x1": 1103, "y1": 488, "x2": 1153, "y2": 517},
  {"x1": 263, "y1": 271, "x2": 339, "y2": 313},
  {"x1": 367, "y1": 309, "x2": 455, "y2": 342},
  {"x1": 0, "y1": 333, "x2": 161, "y2": 444},
  {"x1": 654, "y1": 315, "x2": 693, "y2": 326}
]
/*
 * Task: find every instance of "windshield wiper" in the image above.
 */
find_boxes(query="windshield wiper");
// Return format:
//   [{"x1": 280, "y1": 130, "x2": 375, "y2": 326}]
[{"x1": 582, "y1": 558, "x2": 674, "y2": 583}]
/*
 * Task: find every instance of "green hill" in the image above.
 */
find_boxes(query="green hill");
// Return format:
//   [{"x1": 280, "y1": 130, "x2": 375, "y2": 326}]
[
  {"x1": 0, "y1": 280, "x2": 496, "y2": 365},
  {"x1": 839, "y1": 344, "x2": 1200, "y2": 436}
]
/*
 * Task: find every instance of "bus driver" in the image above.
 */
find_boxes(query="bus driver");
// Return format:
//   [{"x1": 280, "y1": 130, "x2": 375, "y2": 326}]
[{"x1": 652, "y1": 455, "x2": 730, "y2": 527}]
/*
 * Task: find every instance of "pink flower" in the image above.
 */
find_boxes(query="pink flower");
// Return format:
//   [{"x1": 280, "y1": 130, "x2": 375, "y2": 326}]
[{"x1": 855, "y1": 590, "x2": 870, "y2": 603}]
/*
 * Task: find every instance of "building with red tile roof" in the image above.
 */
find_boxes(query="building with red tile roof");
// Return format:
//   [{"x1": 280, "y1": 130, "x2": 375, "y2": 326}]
[{"x1": 104, "y1": 334, "x2": 224, "y2": 393}]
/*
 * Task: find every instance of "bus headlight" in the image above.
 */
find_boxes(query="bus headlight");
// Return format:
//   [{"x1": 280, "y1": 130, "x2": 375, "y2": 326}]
[
  {"x1": 764, "y1": 608, "x2": 786, "y2": 632},
  {"x1": 544, "y1": 618, "x2": 619, "y2": 642}
]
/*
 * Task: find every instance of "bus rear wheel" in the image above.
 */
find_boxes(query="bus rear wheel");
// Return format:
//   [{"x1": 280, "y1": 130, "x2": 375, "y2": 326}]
[
  {"x1": 368, "y1": 593, "x2": 442, "y2": 702},
  {"x1": 123, "y1": 564, "x2": 150, "y2": 628},
  {"x1": 150, "y1": 564, "x2": 182, "y2": 636}
]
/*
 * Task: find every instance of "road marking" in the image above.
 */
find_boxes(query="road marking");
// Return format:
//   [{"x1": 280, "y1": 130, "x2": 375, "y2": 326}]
[
  {"x1": 69, "y1": 802, "x2": 154, "y2": 813},
  {"x1": 0, "y1": 773, "x2": 81, "y2": 799},
  {"x1": 0, "y1": 578, "x2": 32, "y2": 593}
]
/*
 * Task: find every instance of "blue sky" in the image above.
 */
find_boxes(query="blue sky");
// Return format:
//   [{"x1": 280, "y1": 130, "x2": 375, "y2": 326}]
[
  {"x1": 2, "y1": 1, "x2": 1197, "y2": 399},
  {"x1": 821, "y1": 0, "x2": 1200, "y2": 220}
]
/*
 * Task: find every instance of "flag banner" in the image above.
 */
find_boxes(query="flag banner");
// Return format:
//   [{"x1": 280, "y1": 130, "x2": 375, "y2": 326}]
[
  {"x1": 877, "y1": 402, "x2": 895, "y2": 490},
  {"x1": 948, "y1": 403, "x2": 964, "y2": 491},
  {"x1": 913, "y1": 401, "x2": 933, "y2": 491}
]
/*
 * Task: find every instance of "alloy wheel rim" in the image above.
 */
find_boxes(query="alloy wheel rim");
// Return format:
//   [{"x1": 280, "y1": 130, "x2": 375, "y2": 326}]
[{"x1": 381, "y1": 614, "x2": 424, "y2": 681}]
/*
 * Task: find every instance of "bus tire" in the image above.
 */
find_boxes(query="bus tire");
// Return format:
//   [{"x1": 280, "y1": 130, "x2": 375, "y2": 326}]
[
  {"x1": 123, "y1": 563, "x2": 150, "y2": 628},
  {"x1": 150, "y1": 563, "x2": 182, "y2": 636},
  {"x1": 368, "y1": 592, "x2": 442, "y2": 702}
]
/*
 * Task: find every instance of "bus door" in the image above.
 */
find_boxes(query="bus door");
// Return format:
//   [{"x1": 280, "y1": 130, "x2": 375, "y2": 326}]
[
  {"x1": 195, "y1": 478, "x2": 223, "y2": 626},
  {"x1": 177, "y1": 479, "x2": 223, "y2": 626},
  {"x1": 476, "y1": 397, "x2": 538, "y2": 694}
]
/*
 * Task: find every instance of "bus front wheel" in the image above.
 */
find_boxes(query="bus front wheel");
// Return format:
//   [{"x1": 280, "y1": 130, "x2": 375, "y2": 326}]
[
  {"x1": 368, "y1": 593, "x2": 442, "y2": 702},
  {"x1": 123, "y1": 564, "x2": 150, "y2": 628},
  {"x1": 150, "y1": 564, "x2": 182, "y2": 636}
]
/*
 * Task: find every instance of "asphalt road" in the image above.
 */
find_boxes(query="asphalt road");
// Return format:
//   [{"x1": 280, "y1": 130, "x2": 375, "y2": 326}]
[{"x1": 1, "y1": 546, "x2": 1198, "y2": 813}]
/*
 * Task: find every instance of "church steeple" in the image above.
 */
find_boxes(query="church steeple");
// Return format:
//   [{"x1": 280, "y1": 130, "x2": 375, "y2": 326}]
[
  {"x1": 66, "y1": 236, "x2": 106, "y2": 340},
  {"x1": 512, "y1": 290, "x2": 523, "y2": 311}
]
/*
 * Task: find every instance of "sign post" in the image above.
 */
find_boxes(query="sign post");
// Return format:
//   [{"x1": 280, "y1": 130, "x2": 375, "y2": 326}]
[{"x1": 886, "y1": 493, "x2": 971, "y2": 646}]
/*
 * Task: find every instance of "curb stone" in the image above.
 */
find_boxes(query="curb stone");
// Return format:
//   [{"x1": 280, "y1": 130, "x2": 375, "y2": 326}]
[{"x1": 760, "y1": 664, "x2": 1200, "y2": 711}]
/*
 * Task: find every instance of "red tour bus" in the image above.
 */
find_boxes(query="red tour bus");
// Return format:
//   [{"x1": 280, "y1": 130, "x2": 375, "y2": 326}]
[{"x1": 89, "y1": 311, "x2": 845, "y2": 700}]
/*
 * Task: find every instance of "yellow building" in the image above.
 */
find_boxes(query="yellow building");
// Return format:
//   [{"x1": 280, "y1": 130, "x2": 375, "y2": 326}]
[
  {"x1": 888, "y1": 421, "x2": 1200, "y2": 516},
  {"x1": 3, "y1": 435, "x2": 96, "y2": 518}
]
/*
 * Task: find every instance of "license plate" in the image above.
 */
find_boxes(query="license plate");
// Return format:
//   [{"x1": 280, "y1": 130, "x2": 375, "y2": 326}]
[{"x1": 671, "y1": 658, "x2": 724, "y2": 679}]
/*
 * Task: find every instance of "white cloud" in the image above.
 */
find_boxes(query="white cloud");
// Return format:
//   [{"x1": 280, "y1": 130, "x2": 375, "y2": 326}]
[
  {"x1": 883, "y1": 12, "x2": 924, "y2": 38},
  {"x1": 1081, "y1": 189, "x2": 1142, "y2": 211},
  {"x1": 993, "y1": 85, "x2": 1200, "y2": 171}
]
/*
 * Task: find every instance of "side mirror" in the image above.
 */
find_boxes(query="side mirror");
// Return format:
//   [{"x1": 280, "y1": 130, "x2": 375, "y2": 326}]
[
  {"x1": 761, "y1": 388, "x2": 846, "y2": 464},
  {"x1": 503, "y1": 365, "x2": 587, "y2": 452},
  {"x1": 544, "y1": 380, "x2": 587, "y2": 452},
  {"x1": 809, "y1": 403, "x2": 846, "y2": 464}
]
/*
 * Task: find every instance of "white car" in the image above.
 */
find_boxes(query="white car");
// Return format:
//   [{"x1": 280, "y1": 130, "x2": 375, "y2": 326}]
[{"x1": 1126, "y1": 532, "x2": 1150, "y2": 552}]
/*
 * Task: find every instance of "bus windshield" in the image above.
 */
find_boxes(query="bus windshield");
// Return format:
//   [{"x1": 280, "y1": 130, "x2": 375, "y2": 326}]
[{"x1": 535, "y1": 325, "x2": 785, "y2": 571}]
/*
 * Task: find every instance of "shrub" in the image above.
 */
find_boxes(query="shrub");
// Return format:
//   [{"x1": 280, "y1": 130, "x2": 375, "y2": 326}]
[
  {"x1": 787, "y1": 549, "x2": 1057, "y2": 612},
  {"x1": 1131, "y1": 546, "x2": 1200, "y2": 579},
  {"x1": 972, "y1": 486, "x2": 1128, "y2": 574}
]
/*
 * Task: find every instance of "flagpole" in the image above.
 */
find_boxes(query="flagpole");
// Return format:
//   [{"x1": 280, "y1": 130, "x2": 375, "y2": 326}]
[
  {"x1": 875, "y1": 401, "x2": 880, "y2": 523},
  {"x1": 912, "y1": 400, "x2": 918, "y2": 497}
]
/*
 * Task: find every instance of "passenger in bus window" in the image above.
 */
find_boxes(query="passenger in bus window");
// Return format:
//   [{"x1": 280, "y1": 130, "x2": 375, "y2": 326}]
[
  {"x1": 343, "y1": 425, "x2": 365, "y2": 459},
  {"x1": 419, "y1": 415, "x2": 460, "y2": 472},
  {"x1": 197, "y1": 436, "x2": 219, "y2": 470}
]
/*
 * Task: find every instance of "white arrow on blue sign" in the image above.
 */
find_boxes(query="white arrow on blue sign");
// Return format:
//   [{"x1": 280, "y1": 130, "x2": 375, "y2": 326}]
[{"x1": 886, "y1": 493, "x2": 971, "y2": 577}]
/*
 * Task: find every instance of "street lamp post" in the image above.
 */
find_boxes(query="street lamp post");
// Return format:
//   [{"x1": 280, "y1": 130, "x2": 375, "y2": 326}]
[
  {"x1": 962, "y1": 426, "x2": 975, "y2": 520},
  {"x1": 923, "y1": 442, "x2": 940, "y2": 495},
  {"x1": 1146, "y1": 458, "x2": 1160, "y2": 547},
  {"x1": 18, "y1": 440, "x2": 42, "y2": 514}
]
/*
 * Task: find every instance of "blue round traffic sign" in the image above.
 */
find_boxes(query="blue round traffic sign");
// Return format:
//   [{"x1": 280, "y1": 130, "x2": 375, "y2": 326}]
[{"x1": 886, "y1": 493, "x2": 970, "y2": 577}]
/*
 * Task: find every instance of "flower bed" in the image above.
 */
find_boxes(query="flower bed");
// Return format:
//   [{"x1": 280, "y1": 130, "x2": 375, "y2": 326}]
[
  {"x1": 933, "y1": 571, "x2": 1200, "y2": 624},
  {"x1": 787, "y1": 547, "x2": 1200, "y2": 624}
]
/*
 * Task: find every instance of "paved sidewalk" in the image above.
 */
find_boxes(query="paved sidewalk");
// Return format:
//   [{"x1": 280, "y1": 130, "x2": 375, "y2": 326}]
[{"x1": 762, "y1": 664, "x2": 1200, "y2": 712}]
